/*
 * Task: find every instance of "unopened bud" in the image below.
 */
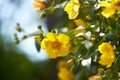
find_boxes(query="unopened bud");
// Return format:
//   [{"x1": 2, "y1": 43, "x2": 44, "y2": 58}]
[
  {"x1": 14, "y1": 39, "x2": 19, "y2": 44},
  {"x1": 84, "y1": 2, "x2": 91, "y2": 7},
  {"x1": 16, "y1": 23, "x2": 22, "y2": 32},
  {"x1": 105, "y1": 69, "x2": 111, "y2": 73},
  {"x1": 22, "y1": 35, "x2": 27, "y2": 40},
  {"x1": 14, "y1": 33, "x2": 17, "y2": 37},
  {"x1": 14, "y1": 33, "x2": 18, "y2": 40},
  {"x1": 98, "y1": 68, "x2": 104, "y2": 74},
  {"x1": 51, "y1": 29, "x2": 57, "y2": 34},
  {"x1": 67, "y1": 59, "x2": 74, "y2": 65},
  {"x1": 37, "y1": 25, "x2": 42, "y2": 30},
  {"x1": 86, "y1": 15, "x2": 92, "y2": 20},
  {"x1": 40, "y1": 12, "x2": 46, "y2": 19}
]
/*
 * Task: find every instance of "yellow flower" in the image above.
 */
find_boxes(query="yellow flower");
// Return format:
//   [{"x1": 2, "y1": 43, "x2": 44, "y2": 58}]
[
  {"x1": 58, "y1": 67, "x2": 74, "y2": 80},
  {"x1": 98, "y1": 42, "x2": 116, "y2": 68},
  {"x1": 100, "y1": 0, "x2": 120, "y2": 18},
  {"x1": 64, "y1": 0, "x2": 80, "y2": 19},
  {"x1": 41, "y1": 32, "x2": 70, "y2": 59},
  {"x1": 33, "y1": 0, "x2": 46, "y2": 12},
  {"x1": 57, "y1": 60, "x2": 74, "y2": 80}
]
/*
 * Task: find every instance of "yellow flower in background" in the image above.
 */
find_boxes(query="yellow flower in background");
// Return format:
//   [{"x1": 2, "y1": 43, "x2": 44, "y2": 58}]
[
  {"x1": 33, "y1": 0, "x2": 46, "y2": 12},
  {"x1": 64, "y1": 0, "x2": 80, "y2": 19},
  {"x1": 73, "y1": 19, "x2": 86, "y2": 40},
  {"x1": 57, "y1": 60, "x2": 74, "y2": 80},
  {"x1": 58, "y1": 67, "x2": 74, "y2": 80},
  {"x1": 41, "y1": 32, "x2": 70, "y2": 59},
  {"x1": 74, "y1": 19, "x2": 86, "y2": 27},
  {"x1": 98, "y1": 42, "x2": 116, "y2": 68},
  {"x1": 100, "y1": 0, "x2": 120, "y2": 18}
]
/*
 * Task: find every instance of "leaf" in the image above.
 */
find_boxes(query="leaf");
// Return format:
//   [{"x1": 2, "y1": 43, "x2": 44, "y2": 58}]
[
  {"x1": 35, "y1": 40, "x2": 41, "y2": 52},
  {"x1": 112, "y1": 54, "x2": 120, "y2": 69},
  {"x1": 66, "y1": 30, "x2": 74, "y2": 37}
]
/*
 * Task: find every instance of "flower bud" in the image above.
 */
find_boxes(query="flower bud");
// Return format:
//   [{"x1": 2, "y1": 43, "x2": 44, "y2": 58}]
[
  {"x1": 40, "y1": 12, "x2": 47, "y2": 19},
  {"x1": 86, "y1": 15, "x2": 92, "y2": 21},
  {"x1": 98, "y1": 68, "x2": 104, "y2": 74},
  {"x1": 22, "y1": 35, "x2": 27, "y2": 40},
  {"x1": 67, "y1": 59, "x2": 74, "y2": 65},
  {"x1": 37, "y1": 25, "x2": 42, "y2": 30},
  {"x1": 16, "y1": 23, "x2": 22, "y2": 32},
  {"x1": 14, "y1": 39, "x2": 19, "y2": 44}
]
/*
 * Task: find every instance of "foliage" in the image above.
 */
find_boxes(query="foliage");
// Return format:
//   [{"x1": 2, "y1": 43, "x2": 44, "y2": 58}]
[{"x1": 14, "y1": 0, "x2": 120, "y2": 80}]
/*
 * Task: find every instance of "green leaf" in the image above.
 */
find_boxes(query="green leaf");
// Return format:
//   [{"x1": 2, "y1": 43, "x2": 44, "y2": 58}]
[
  {"x1": 35, "y1": 40, "x2": 41, "y2": 52},
  {"x1": 112, "y1": 54, "x2": 120, "y2": 69},
  {"x1": 66, "y1": 30, "x2": 74, "y2": 37},
  {"x1": 108, "y1": 26, "x2": 113, "y2": 31}
]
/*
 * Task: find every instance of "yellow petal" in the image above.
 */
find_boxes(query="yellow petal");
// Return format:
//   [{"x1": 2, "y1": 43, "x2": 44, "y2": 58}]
[
  {"x1": 64, "y1": 3, "x2": 73, "y2": 14},
  {"x1": 101, "y1": 6, "x2": 116, "y2": 18},
  {"x1": 100, "y1": 1, "x2": 111, "y2": 7},
  {"x1": 58, "y1": 67, "x2": 74, "y2": 80},
  {"x1": 72, "y1": 0, "x2": 79, "y2": 3},
  {"x1": 74, "y1": 19, "x2": 86, "y2": 27},
  {"x1": 57, "y1": 34, "x2": 70, "y2": 44},
  {"x1": 98, "y1": 42, "x2": 114, "y2": 54},
  {"x1": 46, "y1": 32, "x2": 56, "y2": 41},
  {"x1": 69, "y1": 11, "x2": 79, "y2": 19},
  {"x1": 99, "y1": 54, "x2": 115, "y2": 68}
]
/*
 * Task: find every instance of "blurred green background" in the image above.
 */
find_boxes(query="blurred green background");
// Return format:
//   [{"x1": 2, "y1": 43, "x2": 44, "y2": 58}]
[{"x1": 0, "y1": 37, "x2": 57, "y2": 80}]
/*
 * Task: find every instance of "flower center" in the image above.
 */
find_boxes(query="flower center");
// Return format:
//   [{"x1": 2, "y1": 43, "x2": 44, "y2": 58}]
[{"x1": 52, "y1": 41, "x2": 61, "y2": 49}]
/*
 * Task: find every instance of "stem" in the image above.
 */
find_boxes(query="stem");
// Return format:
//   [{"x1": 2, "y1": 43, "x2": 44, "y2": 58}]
[{"x1": 70, "y1": 64, "x2": 75, "y2": 72}]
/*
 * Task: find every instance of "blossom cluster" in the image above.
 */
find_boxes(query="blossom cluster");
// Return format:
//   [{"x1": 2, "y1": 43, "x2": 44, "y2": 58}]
[
  {"x1": 33, "y1": 0, "x2": 120, "y2": 79},
  {"x1": 14, "y1": 0, "x2": 120, "y2": 80}
]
